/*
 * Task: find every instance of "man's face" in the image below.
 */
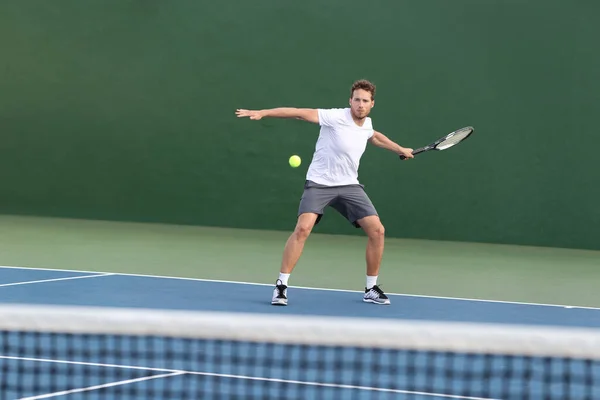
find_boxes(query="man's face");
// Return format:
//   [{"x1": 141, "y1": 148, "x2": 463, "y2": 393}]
[{"x1": 349, "y1": 88, "x2": 374, "y2": 120}]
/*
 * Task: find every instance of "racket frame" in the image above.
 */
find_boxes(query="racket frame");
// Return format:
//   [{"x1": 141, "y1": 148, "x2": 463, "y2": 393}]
[{"x1": 400, "y1": 126, "x2": 474, "y2": 160}]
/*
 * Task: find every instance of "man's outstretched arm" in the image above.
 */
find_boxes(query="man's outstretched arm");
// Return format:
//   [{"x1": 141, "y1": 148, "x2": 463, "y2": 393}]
[
  {"x1": 369, "y1": 130, "x2": 414, "y2": 159},
  {"x1": 236, "y1": 108, "x2": 319, "y2": 124}
]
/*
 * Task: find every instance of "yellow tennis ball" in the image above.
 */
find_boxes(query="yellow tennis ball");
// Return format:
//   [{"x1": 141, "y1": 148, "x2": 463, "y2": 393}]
[{"x1": 289, "y1": 155, "x2": 301, "y2": 168}]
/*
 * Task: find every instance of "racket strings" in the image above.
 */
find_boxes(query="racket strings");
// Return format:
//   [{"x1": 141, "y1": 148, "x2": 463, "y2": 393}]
[{"x1": 437, "y1": 129, "x2": 472, "y2": 150}]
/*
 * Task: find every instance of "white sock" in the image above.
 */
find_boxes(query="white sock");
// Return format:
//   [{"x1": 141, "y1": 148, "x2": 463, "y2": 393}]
[
  {"x1": 278, "y1": 273, "x2": 290, "y2": 286},
  {"x1": 366, "y1": 275, "x2": 378, "y2": 290}
]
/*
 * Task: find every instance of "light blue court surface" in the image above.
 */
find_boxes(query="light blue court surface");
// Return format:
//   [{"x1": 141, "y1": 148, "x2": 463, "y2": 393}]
[
  {"x1": 1, "y1": 265, "x2": 600, "y2": 400},
  {"x1": 1, "y1": 266, "x2": 599, "y2": 327}
]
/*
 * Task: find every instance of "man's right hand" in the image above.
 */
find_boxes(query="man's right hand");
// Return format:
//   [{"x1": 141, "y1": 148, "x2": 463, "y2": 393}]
[{"x1": 236, "y1": 109, "x2": 264, "y2": 120}]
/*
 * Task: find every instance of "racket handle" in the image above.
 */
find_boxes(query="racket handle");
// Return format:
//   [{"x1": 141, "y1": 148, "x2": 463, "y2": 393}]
[{"x1": 399, "y1": 147, "x2": 426, "y2": 160}]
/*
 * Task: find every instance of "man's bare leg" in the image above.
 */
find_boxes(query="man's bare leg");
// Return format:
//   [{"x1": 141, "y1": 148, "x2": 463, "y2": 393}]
[
  {"x1": 357, "y1": 215, "x2": 390, "y2": 305},
  {"x1": 272, "y1": 213, "x2": 318, "y2": 305}
]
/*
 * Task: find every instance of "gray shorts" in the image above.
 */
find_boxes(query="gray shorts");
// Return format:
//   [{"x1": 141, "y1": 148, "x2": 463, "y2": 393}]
[{"x1": 298, "y1": 180, "x2": 378, "y2": 228}]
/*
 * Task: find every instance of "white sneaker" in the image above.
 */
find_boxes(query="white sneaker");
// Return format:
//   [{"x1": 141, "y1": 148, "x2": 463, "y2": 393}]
[
  {"x1": 363, "y1": 285, "x2": 390, "y2": 305},
  {"x1": 271, "y1": 279, "x2": 288, "y2": 306}
]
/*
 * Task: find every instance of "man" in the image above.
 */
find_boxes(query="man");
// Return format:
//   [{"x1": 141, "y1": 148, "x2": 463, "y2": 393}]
[{"x1": 236, "y1": 79, "x2": 414, "y2": 306}]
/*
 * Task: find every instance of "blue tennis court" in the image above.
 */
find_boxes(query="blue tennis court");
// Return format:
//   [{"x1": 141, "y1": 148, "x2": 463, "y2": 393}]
[
  {"x1": 1, "y1": 265, "x2": 600, "y2": 399},
  {"x1": 1, "y1": 265, "x2": 600, "y2": 325}
]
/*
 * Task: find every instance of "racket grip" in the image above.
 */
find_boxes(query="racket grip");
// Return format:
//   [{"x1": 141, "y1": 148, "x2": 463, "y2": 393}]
[{"x1": 399, "y1": 148, "x2": 425, "y2": 160}]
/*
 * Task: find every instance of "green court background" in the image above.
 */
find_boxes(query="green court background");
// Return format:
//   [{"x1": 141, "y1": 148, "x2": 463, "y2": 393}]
[{"x1": 0, "y1": 0, "x2": 598, "y2": 251}]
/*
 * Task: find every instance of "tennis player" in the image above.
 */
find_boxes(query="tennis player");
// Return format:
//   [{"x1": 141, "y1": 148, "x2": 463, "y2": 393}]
[{"x1": 236, "y1": 79, "x2": 414, "y2": 306}]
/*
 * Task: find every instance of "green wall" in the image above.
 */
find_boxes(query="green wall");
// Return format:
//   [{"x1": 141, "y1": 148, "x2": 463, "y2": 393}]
[{"x1": 1, "y1": 1, "x2": 598, "y2": 250}]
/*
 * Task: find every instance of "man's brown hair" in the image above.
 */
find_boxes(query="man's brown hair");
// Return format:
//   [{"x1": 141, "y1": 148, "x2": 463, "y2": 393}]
[{"x1": 350, "y1": 79, "x2": 376, "y2": 100}]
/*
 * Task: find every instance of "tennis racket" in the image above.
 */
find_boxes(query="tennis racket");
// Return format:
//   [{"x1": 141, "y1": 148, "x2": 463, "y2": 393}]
[{"x1": 400, "y1": 126, "x2": 474, "y2": 160}]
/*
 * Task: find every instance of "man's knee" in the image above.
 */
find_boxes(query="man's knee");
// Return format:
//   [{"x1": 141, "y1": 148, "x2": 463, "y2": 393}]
[
  {"x1": 294, "y1": 223, "x2": 313, "y2": 241},
  {"x1": 369, "y1": 222, "x2": 385, "y2": 239},
  {"x1": 359, "y1": 216, "x2": 385, "y2": 239},
  {"x1": 293, "y1": 213, "x2": 318, "y2": 241}
]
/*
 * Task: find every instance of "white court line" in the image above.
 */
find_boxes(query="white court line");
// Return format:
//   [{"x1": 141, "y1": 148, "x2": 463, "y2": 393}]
[
  {"x1": 0, "y1": 356, "x2": 497, "y2": 400},
  {"x1": 19, "y1": 372, "x2": 184, "y2": 400},
  {"x1": 0, "y1": 273, "x2": 115, "y2": 288},
  {"x1": 1, "y1": 265, "x2": 598, "y2": 310}
]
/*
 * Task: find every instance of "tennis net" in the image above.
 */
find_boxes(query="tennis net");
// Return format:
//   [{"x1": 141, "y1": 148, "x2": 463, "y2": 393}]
[{"x1": 1, "y1": 303, "x2": 599, "y2": 399}]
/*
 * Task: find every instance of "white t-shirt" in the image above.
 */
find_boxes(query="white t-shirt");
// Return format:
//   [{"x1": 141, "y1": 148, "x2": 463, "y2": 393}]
[{"x1": 305, "y1": 108, "x2": 374, "y2": 186}]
